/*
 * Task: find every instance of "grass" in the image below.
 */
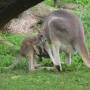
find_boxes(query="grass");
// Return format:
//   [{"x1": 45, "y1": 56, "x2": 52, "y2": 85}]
[
  {"x1": 0, "y1": 67, "x2": 90, "y2": 90},
  {"x1": 0, "y1": 0, "x2": 90, "y2": 90}
]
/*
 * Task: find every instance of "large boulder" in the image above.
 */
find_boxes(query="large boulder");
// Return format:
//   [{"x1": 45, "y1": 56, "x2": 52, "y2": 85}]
[
  {"x1": 0, "y1": 0, "x2": 43, "y2": 29},
  {"x1": 4, "y1": 3, "x2": 56, "y2": 33}
]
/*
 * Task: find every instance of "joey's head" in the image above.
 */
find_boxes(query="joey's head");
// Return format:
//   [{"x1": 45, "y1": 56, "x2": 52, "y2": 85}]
[
  {"x1": 37, "y1": 33, "x2": 47, "y2": 46},
  {"x1": 33, "y1": 33, "x2": 47, "y2": 55}
]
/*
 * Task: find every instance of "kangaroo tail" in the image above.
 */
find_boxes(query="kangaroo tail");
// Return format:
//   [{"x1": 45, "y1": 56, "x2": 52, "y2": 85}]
[{"x1": 76, "y1": 40, "x2": 90, "y2": 68}]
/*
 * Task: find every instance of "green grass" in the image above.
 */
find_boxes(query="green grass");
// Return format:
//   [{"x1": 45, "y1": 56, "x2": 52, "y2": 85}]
[
  {"x1": 44, "y1": 0, "x2": 90, "y2": 6},
  {"x1": 0, "y1": 67, "x2": 90, "y2": 90},
  {"x1": 0, "y1": 1, "x2": 90, "y2": 90}
]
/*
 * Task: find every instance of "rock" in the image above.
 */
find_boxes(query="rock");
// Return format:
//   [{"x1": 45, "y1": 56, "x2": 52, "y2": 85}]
[
  {"x1": 0, "y1": 0, "x2": 43, "y2": 29},
  {"x1": 62, "y1": 3, "x2": 79, "y2": 10},
  {"x1": 4, "y1": 2, "x2": 56, "y2": 34}
]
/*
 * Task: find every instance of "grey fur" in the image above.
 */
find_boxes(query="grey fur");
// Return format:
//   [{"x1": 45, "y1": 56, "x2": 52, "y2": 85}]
[{"x1": 42, "y1": 9, "x2": 90, "y2": 70}]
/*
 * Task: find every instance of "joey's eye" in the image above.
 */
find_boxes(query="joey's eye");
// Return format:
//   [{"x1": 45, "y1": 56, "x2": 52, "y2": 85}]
[{"x1": 40, "y1": 35, "x2": 43, "y2": 38}]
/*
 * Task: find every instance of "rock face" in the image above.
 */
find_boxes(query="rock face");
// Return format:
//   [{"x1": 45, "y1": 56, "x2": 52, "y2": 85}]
[
  {"x1": 0, "y1": 0, "x2": 43, "y2": 29},
  {"x1": 4, "y1": 3, "x2": 55, "y2": 33},
  {"x1": 5, "y1": 13, "x2": 38, "y2": 33},
  {"x1": 62, "y1": 3, "x2": 79, "y2": 10}
]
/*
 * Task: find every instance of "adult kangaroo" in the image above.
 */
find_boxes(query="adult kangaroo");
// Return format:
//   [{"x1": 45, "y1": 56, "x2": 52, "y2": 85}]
[{"x1": 41, "y1": 9, "x2": 90, "y2": 71}]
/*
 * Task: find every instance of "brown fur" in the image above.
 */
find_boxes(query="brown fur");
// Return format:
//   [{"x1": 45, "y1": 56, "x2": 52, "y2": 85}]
[{"x1": 7, "y1": 34, "x2": 48, "y2": 71}]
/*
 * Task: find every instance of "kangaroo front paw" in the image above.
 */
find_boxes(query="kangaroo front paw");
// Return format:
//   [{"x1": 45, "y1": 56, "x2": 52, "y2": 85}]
[{"x1": 55, "y1": 65, "x2": 62, "y2": 71}]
